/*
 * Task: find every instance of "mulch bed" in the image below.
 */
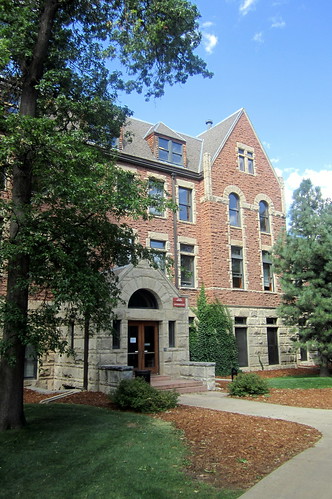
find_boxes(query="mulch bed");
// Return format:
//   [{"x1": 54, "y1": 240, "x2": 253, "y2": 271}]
[{"x1": 24, "y1": 367, "x2": 326, "y2": 490}]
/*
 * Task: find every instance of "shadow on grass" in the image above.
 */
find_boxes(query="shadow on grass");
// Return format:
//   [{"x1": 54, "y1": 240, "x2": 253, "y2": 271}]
[{"x1": 0, "y1": 404, "x2": 242, "y2": 499}]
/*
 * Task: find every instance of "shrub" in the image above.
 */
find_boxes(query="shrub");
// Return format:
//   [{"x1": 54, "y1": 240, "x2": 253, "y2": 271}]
[
  {"x1": 112, "y1": 378, "x2": 179, "y2": 413},
  {"x1": 228, "y1": 373, "x2": 269, "y2": 397},
  {"x1": 190, "y1": 286, "x2": 239, "y2": 376}
]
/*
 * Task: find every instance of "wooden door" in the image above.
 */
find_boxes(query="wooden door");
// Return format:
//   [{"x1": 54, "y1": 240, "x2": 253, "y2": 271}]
[{"x1": 128, "y1": 322, "x2": 159, "y2": 374}]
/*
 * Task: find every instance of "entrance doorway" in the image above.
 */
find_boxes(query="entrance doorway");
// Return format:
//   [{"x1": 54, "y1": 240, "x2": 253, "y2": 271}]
[{"x1": 128, "y1": 322, "x2": 159, "y2": 374}]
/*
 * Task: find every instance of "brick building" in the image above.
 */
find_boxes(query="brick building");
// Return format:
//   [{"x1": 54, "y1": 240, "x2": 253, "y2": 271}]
[{"x1": 27, "y1": 108, "x2": 299, "y2": 392}]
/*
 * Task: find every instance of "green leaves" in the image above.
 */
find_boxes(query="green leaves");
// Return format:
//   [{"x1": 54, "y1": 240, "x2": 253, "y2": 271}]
[{"x1": 189, "y1": 286, "x2": 239, "y2": 376}]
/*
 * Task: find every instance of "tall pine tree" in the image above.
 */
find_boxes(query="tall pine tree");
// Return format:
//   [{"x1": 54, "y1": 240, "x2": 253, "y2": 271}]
[{"x1": 273, "y1": 179, "x2": 332, "y2": 376}]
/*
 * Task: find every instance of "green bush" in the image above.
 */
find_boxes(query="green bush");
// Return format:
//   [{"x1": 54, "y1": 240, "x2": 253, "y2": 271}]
[
  {"x1": 228, "y1": 373, "x2": 269, "y2": 397},
  {"x1": 189, "y1": 286, "x2": 239, "y2": 376},
  {"x1": 112, "y1": 377, "x2": 179, "y2": 413}
]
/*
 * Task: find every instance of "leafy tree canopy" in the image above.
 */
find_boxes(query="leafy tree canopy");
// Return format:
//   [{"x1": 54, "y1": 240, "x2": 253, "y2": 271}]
[
  {"x1": 0, "y1": 0, "x2": 211, "y2": 429},
  {"x1": 273, "y1": 179, "x2": 332, "y2": 375}
]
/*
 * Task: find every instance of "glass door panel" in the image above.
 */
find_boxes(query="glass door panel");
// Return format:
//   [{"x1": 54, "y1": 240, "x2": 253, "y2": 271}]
[
  {"x1": 127, "y1": 324, "x2": 139, "y2": 369},
  {"x1": 143, "y1": 325, "x2": 155, "y2": 369}
]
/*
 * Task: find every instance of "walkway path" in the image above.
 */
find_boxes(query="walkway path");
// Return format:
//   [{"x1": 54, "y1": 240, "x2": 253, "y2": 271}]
[{"x1": 179, "y1": 391, "x2": 332, "y2": 499}]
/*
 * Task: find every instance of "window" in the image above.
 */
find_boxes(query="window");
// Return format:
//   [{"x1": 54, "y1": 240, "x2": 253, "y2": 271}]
[
  {"x1": 112, "y1": 320, "x2": 121, "y2": 349},
  {"x1": 179, "y1": 187, "x2": 192, "y2": 222},
  {"x1": 259, "y1": 201, "x2": 270, "y2": 232},
  {"x1": 68, "y1": 320, "x2": 75, "y2": 350},
  {"x1": 237, "y1": 146, "x2": 254, "y2": 174},
  {"x1": 128, "y1": 289, "x2": 158, "y2": 308},
  {"x1": 24, "y1": 345, "x2": 37, "y2": 379},
  {"x1": 247, "y1": 151, "x2": 254, "y2": 174},
  {"x1": 0, "y1": 167, "x2": 6, "y2": 190},
  {"x1": 262, "y1": 251, "x2": 273, "y2": 291},
  {"x1": 300, "y1": 347, "x2": 308, "y2": 361},
  {"x1": 234, "y1": 317, "x2": 248, "y2": 367},
  {"x1": 266, "y1": 318, "x2": 279, "y2": 365},
  {"x1": 168, "y1": 321, "x2": 176, "y2": 348},
  {"x1": 148, "y1": 178, "x2": 164, "y2": 216},
  {"x1": 150, "y1": 239, "x2": 166, "y2": 272},
  {"x1": 180, "y1": 244, "x2": 195, "y2": 287},
  {"x1": 116, "y1": 236, "x2": 134, "y2": 266},
  {"x1": 231, "y1": 246, "x2": 243, "y2": 288},
  {"x1": 158, "y1": 137, "x2": 183, "y2": 165},
  {"x1": 229, "y1": 193, "x2": 241, "y2": 227}
]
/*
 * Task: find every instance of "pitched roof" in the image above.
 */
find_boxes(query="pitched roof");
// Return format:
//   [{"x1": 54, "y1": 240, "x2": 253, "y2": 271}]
[
  {"x1": 120, "y1": 109, "x2": 244, "y2": 173},
  {"x1": 197, "y1": 109, "x2": 243, "y2": 162}
]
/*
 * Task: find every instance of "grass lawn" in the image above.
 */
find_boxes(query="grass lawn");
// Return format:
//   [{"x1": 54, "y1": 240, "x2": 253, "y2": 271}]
[
  {"x1": 267, "y1": 376, "x2": 332, "y2": 390},
  {"x1": 0, "y1": 404, "x2": 241, "y2": 499}
]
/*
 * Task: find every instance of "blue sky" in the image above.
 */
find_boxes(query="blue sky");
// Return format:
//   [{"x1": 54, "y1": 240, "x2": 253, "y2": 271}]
[{"x1": 118, "y1": 0, "x2": 332, "y2": 211}]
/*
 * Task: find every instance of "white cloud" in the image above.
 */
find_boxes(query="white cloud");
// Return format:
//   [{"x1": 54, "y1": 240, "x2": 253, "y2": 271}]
[
  {"x1": 239, "y1": 0, "x2": 258, "y2": 16},
  {"x1": 270, "y1": 157, "x2": 280, "y2": 164},
  {"x1": 283, "y1": 168, "x2": 332, "y2": 210},
  {"x1": 253, "y1": 32, "x2": 264, "y2": 43},
  {"x1": 271, "y1": 17, "x2": 286, "y2": 28},
  {"x1": 202, "y1": 21, "x2": 214, "y2": 28},
  {"x1": 263, "y1": 141, "x2": 271, "y2": 149},
  {"x1": 203, "y1": 33, "x2": 218, "y2": 54}
]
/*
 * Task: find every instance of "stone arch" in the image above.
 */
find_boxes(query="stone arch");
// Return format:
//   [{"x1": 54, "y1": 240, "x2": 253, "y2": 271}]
[
  {"x1": 128, "y1": 289, "x2": 159, "y2": 309},
  {"x1": 223, "y1": 185, "x2": 246, "y2": 204}
]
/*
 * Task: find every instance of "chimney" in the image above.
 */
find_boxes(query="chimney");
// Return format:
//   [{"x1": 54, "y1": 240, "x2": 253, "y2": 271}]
[{"x1": 205, "y1": 119, "x2": 213, "y2": 129}]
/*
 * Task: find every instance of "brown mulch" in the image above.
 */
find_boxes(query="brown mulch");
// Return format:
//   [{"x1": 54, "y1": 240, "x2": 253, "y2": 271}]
[{"x1": 24, "y1": 367, "x2": 325, "y2": 491}]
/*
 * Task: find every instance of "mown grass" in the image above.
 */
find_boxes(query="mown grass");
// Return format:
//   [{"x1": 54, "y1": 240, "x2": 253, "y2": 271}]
[
  {"x1": 0, "y1": 404, "x2": 241, "y2": 499},
  {"x1": 267, "y1": 376, "x2": 332, "y2": 389}
]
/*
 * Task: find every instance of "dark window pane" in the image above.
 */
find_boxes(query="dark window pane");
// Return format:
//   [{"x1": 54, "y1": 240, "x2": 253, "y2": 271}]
[
  {"x1": 112, "y1": 320, "x2": 121, "y2": 349},
  {"x1": 229, "y1": 193, "x2": 240, "y2": 227},
  {"x1": 181, "y1": 254, "x2": 194, "y2": 287},
  {"x1": 235, "y1": 327, "x2": 248, "y2": 367},
  {"x1": 169, "y1": 321, "x2": 176, "y2": 348},
  {"x1": 179, "y1": 187, "x2": 192, "y2": 222},
  {"x1": 259, "y1": 201, "x2": 270, "y2": 232}
]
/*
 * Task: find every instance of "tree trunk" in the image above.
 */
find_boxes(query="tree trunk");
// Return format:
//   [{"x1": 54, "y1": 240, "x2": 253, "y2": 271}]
[
  {"x1": 319, "y1": 354, "x2": 330, "y2": 377},
  {"x1": 0, "y1": 0, "x2": 59, "y2": 430},
  {"x1": 0, "y1": 342, "x2": 26, "y2": 430}
]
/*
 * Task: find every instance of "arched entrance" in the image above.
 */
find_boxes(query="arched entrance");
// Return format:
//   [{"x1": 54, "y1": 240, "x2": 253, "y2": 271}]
[{"x1": 128, "y1": 289, "x2": 159, "y2": 373}]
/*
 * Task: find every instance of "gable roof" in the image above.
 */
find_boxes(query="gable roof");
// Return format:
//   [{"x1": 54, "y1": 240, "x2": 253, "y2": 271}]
[
  {"x1": 120, "y1": 109, "x2": 245, "y2": 173},
  {"x1": 197, "y1": 109, "x2": 243, "y2": 162},
  {"x1": 144, "y1": 122, "x2": 186, "y2": 142}
]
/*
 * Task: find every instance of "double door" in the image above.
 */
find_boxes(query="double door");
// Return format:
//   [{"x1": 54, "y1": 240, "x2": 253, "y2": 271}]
[{"x1": 128, "y1": 321, "x2": 159, "y2": 374}]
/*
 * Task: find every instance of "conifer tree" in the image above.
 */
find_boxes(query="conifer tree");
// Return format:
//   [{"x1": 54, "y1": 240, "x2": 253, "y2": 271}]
[{"x1": 273, "y1": 179, "x2": 332, "y2": 376}]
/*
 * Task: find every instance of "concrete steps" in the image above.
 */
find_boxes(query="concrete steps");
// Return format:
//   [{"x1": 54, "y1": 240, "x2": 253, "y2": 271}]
[{"x1": 150, "y1": 375, "x2": 207, "y2": 394}]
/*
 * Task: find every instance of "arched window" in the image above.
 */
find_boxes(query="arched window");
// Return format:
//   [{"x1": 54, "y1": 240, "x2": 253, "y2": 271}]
[
  {"x1": 229, "y1": 193, "x2": 241, "y2": 227},
  {"x1": 259, "y1": 201, "x2": 270, "y2": 233},
  {"x1": 128, "y1": 289, "x2": 158, "y2": 309}
]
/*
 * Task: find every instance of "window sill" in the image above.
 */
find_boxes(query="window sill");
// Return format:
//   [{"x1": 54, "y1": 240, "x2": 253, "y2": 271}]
[{"x1": 178, "y1": 219, "x2": 195, "y2": 224}]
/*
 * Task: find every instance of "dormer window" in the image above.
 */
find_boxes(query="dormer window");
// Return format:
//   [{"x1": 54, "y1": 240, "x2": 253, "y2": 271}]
[{"x1": 158, "y1": 137, "x2": 183, "y2": 166}]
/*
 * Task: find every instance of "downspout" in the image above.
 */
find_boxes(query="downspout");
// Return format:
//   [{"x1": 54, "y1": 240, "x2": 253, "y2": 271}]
[
  {"x1": 83, "y1": 313, "x2": 90, "y2": 390},
  {"x1": 171, "y1": 173, "x2": 179, "y2": 288}
]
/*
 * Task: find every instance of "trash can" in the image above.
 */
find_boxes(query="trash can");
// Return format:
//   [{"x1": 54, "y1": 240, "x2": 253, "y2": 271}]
[{"x1": 134, "y1": 369, "x2": 151, "y2": 384}]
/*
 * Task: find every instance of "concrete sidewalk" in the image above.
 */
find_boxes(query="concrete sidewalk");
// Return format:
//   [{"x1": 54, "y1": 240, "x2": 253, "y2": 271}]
[{"x1": 179, "y1": 391, "x2": 332, "y2": 499}]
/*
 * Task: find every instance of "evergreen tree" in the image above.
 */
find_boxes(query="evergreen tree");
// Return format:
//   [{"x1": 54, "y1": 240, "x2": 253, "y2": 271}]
[
  {"x1": 273, "y1": 179, "x2": 332, "y2": 376},
  {"x1": 0, "y1": 0, "x2": 212, "y2": 430},
  {"x1": 190, "y1": 286, "x2": 239, "y2": 376}
]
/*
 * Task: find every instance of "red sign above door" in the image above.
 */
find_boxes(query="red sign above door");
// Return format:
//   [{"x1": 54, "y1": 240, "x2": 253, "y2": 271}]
[{"x1": 173, "y1": 297, "x2": 186, "y2": 308}]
